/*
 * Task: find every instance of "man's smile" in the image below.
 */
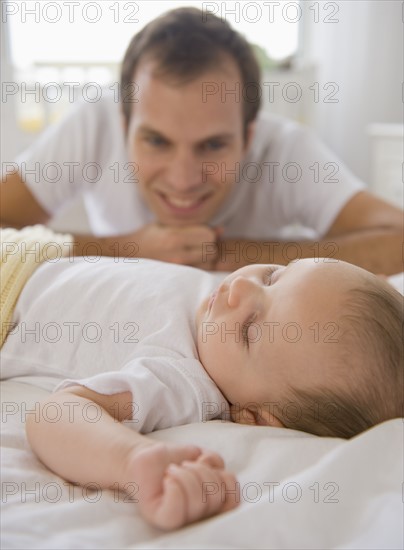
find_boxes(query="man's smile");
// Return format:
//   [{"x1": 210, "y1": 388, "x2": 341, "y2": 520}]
[{"x1": 157, "y1": 191, "x2": 213, "y2": 215}]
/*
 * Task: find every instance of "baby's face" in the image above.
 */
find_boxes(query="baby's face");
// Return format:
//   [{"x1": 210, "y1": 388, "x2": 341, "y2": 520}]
[{"x1": 196, "y1": 258, "x2": 371, "y2": 408}]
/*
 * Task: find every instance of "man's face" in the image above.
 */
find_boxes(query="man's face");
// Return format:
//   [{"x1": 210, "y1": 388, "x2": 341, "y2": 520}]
[
  {"x1": 195, "y1": 259, "x2": 371, "y2": 408},
  {"x1": 124, "y1": 59, "x2": 251, "y2": 226}
]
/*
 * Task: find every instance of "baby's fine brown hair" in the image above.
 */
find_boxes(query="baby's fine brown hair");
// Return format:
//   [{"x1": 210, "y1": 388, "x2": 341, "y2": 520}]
[{"x1": 281, "y1": 277, "x2": 403, "y2": 438}]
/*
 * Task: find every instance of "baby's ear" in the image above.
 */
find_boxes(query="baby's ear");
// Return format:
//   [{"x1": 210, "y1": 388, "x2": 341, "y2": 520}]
[{"x1": 230, "y1": 404, "x2": 285, "y2": 428}]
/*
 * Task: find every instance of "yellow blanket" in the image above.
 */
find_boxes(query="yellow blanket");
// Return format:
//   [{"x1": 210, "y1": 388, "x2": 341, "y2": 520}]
[{"x1": 0, "y1": 225, "x2": 73, "y2": 347}]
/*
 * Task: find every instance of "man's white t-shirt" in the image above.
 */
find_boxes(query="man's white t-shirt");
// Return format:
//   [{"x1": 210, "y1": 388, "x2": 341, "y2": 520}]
[
  {"x1": 15, "y1": 91, "x2": 365, "y2": 239},
  {"x1": 0, "y1": 258, "x2": 229, "y2": 433}
]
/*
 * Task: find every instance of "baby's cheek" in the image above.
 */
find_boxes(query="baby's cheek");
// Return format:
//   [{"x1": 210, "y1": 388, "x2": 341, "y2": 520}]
[
  {"x1": 198, "y1": 320, "x2": 221, "y2": 351},
  {"x1": 196, "y1": 336, "x2": 222, "y2": 378},
  {"x1": 195, "y1": 300, "x2": 207, "y2": 329}
]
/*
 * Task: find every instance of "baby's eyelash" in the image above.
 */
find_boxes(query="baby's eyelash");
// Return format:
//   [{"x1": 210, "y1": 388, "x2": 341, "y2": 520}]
[
  {"x1": 242, "y1": 268, "x2": 278, "y2": 349},
  {"x1": 264, "y1": 266, "x2": 278, "y2": 285},
  {"x1": 242, "y1": 313, "x2": 257, "y2": 349},
  {"x1": 242, "y1": 322, "x2": 250, "y2": 348}
]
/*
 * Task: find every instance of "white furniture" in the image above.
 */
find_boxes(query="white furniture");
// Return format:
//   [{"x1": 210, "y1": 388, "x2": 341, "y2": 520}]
[{"x1": 368, "y1": 123, "x2": 403, "y2": 208}]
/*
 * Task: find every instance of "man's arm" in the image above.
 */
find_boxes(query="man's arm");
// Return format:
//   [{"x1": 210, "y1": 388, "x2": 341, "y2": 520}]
[
  {"x1": 0, "y1": 170, "x2": 50, "y2": 228},
  {"x1": 213, "y1": 192, "x2": 403, "y2": 275},
  {"x1": 0, "y1": 171, "x2": 122, "y2": 257},
  {"x1": 318, "y1": 190, "x2": 403, "y2": 274},
  {"x1": 0, "y1": 171, "x2": 219, "y2": 268},
  {"x1": 26, "y1": 385, "x2": 238, "y2": 530}
]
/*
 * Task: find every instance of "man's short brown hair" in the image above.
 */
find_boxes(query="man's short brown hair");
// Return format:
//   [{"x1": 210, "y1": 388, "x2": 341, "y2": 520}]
[{"x1": 120, "y1": 7, "x2": 261, "y2": 138}]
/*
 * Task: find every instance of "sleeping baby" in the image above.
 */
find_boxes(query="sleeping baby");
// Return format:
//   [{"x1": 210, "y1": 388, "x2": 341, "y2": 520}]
[{"x1": 1, "y1": 256, "x2": 402, "y2": 530}]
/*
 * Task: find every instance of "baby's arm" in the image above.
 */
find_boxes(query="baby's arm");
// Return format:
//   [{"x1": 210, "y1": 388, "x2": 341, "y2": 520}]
[{"x1": 26, "y1": 385, "x2": 238, "y2": 530}]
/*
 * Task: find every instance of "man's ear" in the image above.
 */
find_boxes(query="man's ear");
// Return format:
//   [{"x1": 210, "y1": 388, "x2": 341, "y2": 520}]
[{"x1": 230, "y1": 404, "x2": 285, "y2": 428}]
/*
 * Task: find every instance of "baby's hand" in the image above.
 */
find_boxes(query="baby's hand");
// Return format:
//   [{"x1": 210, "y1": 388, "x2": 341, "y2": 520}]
[{"x1": 126, "y1": 443, "x2": 239, "y2": 530}]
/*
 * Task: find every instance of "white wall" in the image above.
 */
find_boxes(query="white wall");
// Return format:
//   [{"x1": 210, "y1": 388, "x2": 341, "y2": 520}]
[
  {"x1": 299, "y1": 0, "x2": 403, "y2": 184},
  {"x1": 1, "y1": 13, "x2": 19, "y2": 166},
  {"x1": 0, "y1": 18, "x2": 91, "y2": 233}
]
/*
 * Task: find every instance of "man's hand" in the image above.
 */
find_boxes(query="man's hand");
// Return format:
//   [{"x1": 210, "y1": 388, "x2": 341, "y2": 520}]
[
  {"x1": 131, "y1": 223, "x2": 221, "y2": 270},
  {"x1": 125, "y1": 442, "x2": 239, "y2": 530}
]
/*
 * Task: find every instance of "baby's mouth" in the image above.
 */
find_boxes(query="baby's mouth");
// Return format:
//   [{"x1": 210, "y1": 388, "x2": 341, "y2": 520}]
[{"x1": 207, "y1": 291, "x2": 218, "y2": 313}]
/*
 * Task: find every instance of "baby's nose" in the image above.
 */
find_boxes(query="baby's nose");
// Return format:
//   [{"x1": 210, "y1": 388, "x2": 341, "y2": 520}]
[{"x1": 227, "y1": 276, "x2": 261, "y2": 308}]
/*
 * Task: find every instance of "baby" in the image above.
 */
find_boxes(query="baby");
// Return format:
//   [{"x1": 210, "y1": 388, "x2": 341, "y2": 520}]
[
  {"x1": 4, "y1": 256, "x2": 401, "y2": 531},
  {"x1": 196, "y1": 261, "x2": 403, "y2": 438}
]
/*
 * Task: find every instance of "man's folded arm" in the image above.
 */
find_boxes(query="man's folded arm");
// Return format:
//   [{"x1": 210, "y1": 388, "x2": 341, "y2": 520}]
[
  {"x1": 213, "y1": 192, "x2": 403, "y2": 275},
  {"x1": 0, "y1": 170, "x2": 50, "y2": 228},
  {"x1": 0, "y1": 170, "x2": 138, "y2": 258}
]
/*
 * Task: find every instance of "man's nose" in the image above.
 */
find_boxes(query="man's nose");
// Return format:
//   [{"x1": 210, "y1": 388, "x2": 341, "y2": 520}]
[
  {"x1": 227, "y1": 276, "x2": 261, "y2": 309},
  {"x1": 165, "y1": 150, "x2": 202, "y2": 193}
]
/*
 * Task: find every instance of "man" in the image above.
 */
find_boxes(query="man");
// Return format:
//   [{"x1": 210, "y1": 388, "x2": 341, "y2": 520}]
[{"x1": 1, "y1": 8, "x2": 402, "y2": 274}]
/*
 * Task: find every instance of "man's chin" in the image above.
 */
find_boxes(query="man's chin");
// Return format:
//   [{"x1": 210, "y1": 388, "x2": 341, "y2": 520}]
[
  {"x1": 148, "y1": 195, "x2": 220, "y2": 227},
  {"x1": 156, "y1": 212, "x2": 211, "y2": 227}
]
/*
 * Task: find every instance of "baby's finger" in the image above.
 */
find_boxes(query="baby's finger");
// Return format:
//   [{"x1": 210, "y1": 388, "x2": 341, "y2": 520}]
[
  {"x1": 164, "y1": 463, "x2": 210, "y2": 523},
  {"x1": 179, "y1": 461, "x2": 229, "y2": 519},
  {"x1": 196, "y1": 450, "x2": 225, "y2": 470},
  {"x1": 219, "y1": 470, "x2": 240, "y2": 512},
  {"x1": 152, "y1": 475, "x2": 187, "y2": 530},
  {"x1": 166, "y1": 444, "x2": 202, "y2": 466}
]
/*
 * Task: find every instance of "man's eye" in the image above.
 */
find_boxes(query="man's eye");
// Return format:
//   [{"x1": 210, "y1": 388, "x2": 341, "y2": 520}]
[
  {"x1": 203, "y1": 140, "x2": 225, "y2": 151},
  {"x1": 147, "y1": 136, "x2": 167, "y2": 147}
]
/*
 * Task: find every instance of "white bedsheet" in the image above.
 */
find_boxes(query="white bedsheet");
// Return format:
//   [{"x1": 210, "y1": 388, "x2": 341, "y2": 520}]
[{"x1": 1, "y1": 379, "x2": 402, "y2": 550}]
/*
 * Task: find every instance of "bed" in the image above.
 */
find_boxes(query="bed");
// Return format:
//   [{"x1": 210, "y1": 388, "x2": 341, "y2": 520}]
[{"x1": 1, "y1": 273, "x2": 403, "y2": 549}]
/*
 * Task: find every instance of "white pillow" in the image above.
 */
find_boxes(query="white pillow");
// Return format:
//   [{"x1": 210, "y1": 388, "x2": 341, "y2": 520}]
[{"x1": 387, "y1": 272, "x2": 404, "y2": 294}]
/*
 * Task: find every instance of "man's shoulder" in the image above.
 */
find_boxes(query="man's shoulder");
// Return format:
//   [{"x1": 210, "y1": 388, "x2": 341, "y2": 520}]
[
  {"x1": 246, "y1": 110, "x2": 306, "y2": 162},
  {"x1": 254, "y1": 110, "x2": 305, "y2": 140},
  {"x1": 77, "y1": 88, "x2": 121, "y2": 120},
  {"x1": 68, "y1": 89, "x2": 124, "y2": 155}
]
